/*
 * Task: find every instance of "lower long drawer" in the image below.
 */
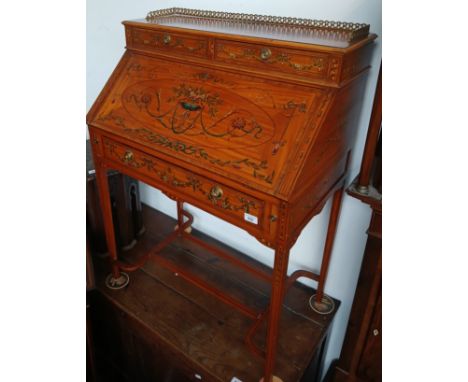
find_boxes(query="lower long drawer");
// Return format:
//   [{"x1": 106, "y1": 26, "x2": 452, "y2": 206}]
[{"x1": 101, "y1": 136, "x2": 268, "y2": 235}]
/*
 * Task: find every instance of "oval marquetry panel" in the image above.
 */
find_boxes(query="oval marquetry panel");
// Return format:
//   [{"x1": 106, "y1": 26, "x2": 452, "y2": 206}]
[{"x1": 122, "y1": 79, "x2": 275, "y2": 149}]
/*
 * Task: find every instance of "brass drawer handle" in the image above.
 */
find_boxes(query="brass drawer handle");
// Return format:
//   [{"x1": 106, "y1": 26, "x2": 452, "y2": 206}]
[
  {"x1": 123, "y1": 150, "x2": 134, "y2": 163},
  {"x1": 209, "y1": 185, "x2": 223, "y2": 200},
  {"x1": 260, "y1": 48, "x2": 272, "y2": 60},
  {"x1": 163, "y1": 34, "x2": 171, "y2": 45}
]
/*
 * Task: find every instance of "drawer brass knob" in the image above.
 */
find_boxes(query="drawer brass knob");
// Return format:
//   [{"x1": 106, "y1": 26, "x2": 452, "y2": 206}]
[
  {"x1": 123, "y1": 150, "x2": 134, "y2": 163},
  {"x1": 373, "y1": 329, "x2": 379, "y2": 336},
  {"x1": 163, "y1": 34, "x2": 171, "y2": 45},
  {"x1": 209, "y1": 185, "x2": 223, "y2": 200},
  {"x1": 260, "y1": 48, "x2": 272, "y2": 60}
]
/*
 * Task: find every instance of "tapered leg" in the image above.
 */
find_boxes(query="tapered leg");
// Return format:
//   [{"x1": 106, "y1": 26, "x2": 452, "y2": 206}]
[
  {"x1": 176, "y1": 200, "x2": 184, "y2": 236},
  {"x1": 262, "y1": 246, "x2": 290, "y2": 382},
  {"x1": 310, "y1": 186, "x2": 345, "y2": 313},
  {"x1": 176, "y1": 200, "x2": 192, "y2": 234},
  {"x1": 94, "y1": 160, "x2": 129, "y2": 289}
]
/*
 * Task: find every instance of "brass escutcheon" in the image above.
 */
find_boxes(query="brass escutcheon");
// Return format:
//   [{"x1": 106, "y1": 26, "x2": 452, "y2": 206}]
[
  {"x1": 163, "y1": 34, "x2": 172, "y2": 45},
  {"x1": 123, "y1": 150, "x2": 134, "y2": 163},
  {"x1": 209, "y1": 185, "x2": 223, "y2": 200},
  {"x1": 260, "y1": 48, "x2": 272, "y2": 60}
]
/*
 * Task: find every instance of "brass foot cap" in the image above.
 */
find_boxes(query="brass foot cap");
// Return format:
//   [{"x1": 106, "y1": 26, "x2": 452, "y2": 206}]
[
  {"x1": 174, "y1": 224, "x2": 192, "y2": 234},
  {"x1": 105, "y1": 272, "x2": 130, "y2": 290},
  {"x1": 259, "y1": 376, "x2": 283, "y2": 382},
  {"x1": 309, "y1": 294, "x2": 335, "y2": 315}
]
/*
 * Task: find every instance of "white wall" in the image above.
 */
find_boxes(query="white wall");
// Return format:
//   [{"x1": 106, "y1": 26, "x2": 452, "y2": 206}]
[{"x1": 87, "y1": 0, "x2": 382, "y2": 377}]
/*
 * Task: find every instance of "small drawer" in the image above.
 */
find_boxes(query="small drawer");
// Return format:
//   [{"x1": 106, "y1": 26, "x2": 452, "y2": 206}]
[
  {"x1": 102, "y1": 137, "x2": 266, "y2": 230},
  {"x1": 215, "y1": 40, "x2": 330, "y2": 79},
  {"x1": 128, "y1": 27, "x2": 208, "y2": 58}
]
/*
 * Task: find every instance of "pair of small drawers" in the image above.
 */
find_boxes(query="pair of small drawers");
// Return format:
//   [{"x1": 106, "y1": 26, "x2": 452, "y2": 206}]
[
  {"x1": 127, "y1": 26, "x2": 334, "y2": 81},
  {"x1": 101, "y1": 136, "x2": 271, "y2": 235}
]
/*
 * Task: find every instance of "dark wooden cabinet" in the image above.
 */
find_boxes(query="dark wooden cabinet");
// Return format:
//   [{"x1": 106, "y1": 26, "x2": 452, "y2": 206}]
[
  {"x1": 325, "y1": 65, "x2": 381, "y2": 382},
  {"x1": 329, "y1": 209, "x2": 381, "y2": 382},
  {"x1": 358, "y1": 287, "x2": 381, "y2": 380}
]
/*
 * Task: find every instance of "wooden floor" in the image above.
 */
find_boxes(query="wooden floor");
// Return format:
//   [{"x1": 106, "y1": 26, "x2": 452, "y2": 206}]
[{"x1": 88, "y1": 204, "x2": 339, "y2": 382}]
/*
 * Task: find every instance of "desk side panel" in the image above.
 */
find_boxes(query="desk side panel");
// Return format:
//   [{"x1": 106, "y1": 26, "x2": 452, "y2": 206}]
[{"x1": 287, "y1": 74, "x2": 369, "y2": 244}]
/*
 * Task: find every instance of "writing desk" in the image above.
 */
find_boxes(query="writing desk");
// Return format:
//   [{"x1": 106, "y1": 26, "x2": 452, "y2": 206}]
[{"x1": 87, "y1": 8, "x2": 376, "y2": 381}]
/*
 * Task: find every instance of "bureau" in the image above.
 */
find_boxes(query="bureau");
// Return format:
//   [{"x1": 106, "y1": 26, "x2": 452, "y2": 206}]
[{"x1": 87, "y1": 8, "x2": 376, "y2": 382}]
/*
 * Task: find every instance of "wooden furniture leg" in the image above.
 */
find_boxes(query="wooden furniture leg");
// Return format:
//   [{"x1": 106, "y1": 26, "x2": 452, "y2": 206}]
[
  {"x1": 94, "y1": 160, "x2": 129, "y2": 289},
  {"x1": 175, "y1": 200, "x2": 192, "y2": 234},
  {"x1": 262, "y1": 246, "x2": 290, "y2": 382},
  {"x1": 177, "y1": 200, "x2": 184, "y2": 234},
  {"x1": 310, "y1": 186, "x2": 345, "y2": 314}
]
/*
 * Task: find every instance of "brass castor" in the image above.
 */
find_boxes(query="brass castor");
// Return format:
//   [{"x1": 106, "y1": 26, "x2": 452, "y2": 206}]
[
  {"x1": 174, "y1": 224, "x2": 192, "y2": 234},
  {"x1": 105, "y1": 272, "x2": 130, "y2": 290},
  {"x1": 309, "y1": 293, "x2": 335, "y2": 314}
]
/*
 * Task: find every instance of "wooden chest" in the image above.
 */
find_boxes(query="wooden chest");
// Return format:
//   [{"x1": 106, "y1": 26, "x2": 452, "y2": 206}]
[{"x1": 87, "y1": 8, "x2": 376, "y2": 381}]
